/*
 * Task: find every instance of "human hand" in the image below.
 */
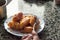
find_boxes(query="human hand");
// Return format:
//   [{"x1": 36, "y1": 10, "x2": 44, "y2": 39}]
[
  {"x1": 21, "y1": 30, "x2": 40, "y2": 40},
  {"x1": 32, "y1": 30, "x2": 40, "y2": 40},
  {"x1": 21, "y1": 34, "x2": 32, "y2": 40}
]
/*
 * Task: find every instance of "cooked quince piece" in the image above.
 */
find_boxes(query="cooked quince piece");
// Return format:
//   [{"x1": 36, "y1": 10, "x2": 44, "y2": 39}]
[
  {"x1": 30, "y1": 16, "x2": 36, "y2": 26},
  {"x1": 13, "y1": 13, "x2": 23, "y2": 22},
  {"x1": 14, "y1": 22, "x2": 20, "y2": 30},
  {"x1": 20, "y1": 17, "x2": 30, "y2": 27},
  {"x1": 22, "y1": 15, "x2": 27, "y2": 18},
  {"x1": 23, "y1": 26, "x2": 33, "y2": 33},
  {"x1": 8, "y1": 21, "x2": 15, "y2": 29},
  {"x1": 17, "y1": 12, "x2": 23, "y2": 19},
  {"x1": 13, "y1": 16, "x2": 19, "y2": 22},
  {"x1": 15, "y1": 22, "x2": 23, "y2": 30}
]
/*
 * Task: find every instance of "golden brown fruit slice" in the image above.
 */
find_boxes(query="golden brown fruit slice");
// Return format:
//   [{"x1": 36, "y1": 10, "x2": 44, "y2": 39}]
[
  {"x1": 14, "y1": 22, "x2": 20, "y2": 30},
  {"x1": 23, "y1": 26, "x2": 33, "y2": 33},
  {"x1": 13, "y1": 12, "x2": 23, "y2": 22},
  {"x1": 8, "y1": 21, "x2": 15, "y2": 29},
  {"x1": 23, "y1": 15, "x2": 36, "y2": 26},
  {"x1": 20, "y1": 17, "x2": 30, "y2": 27},
  {"x1": 8, "y1": 21, "x2": 21, "y2": 30},
  {"x1": 17, "y1": 12, "x2": 23, "y2": 18},
  {"x1": 29, "y1": 16, "x2": 36, "y2": 26}
]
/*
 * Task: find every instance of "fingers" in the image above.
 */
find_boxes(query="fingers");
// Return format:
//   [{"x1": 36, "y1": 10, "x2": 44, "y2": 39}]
[
  {"x1": 22, "y1": 34, "x2": 32, "y2": 40},
  {"x1": 33, "y1": 36, "x2": 40, "y2": 40},
  {"x1": 22, "y1": 35, "x2": 28, "y2": 39},
  {"x1": 32, "y1": 30, "x2": 40, "y2": 40},
  {"x1": 22, "y1": 30, "x2": 40, "y2": 40},
  {"x1": 32, "y1": 30, "x2": 37, "y2": 36},
  {"x1": 26, "y1": 34, "x2": 32, "y2": 40}
]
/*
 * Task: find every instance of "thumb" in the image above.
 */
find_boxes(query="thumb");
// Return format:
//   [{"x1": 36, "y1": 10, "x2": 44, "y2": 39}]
[
  {"x1": 32, "y1": 30, "x2": 40, "y2": 40},
  {"x1": 33, "y1": 36, "x2": 40, "y2": 40},
  {"x1": 32, "y1": 30, "x2": 37, "y2": 36}
]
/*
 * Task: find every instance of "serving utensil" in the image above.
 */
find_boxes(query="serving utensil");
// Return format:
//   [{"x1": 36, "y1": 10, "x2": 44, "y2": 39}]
[
  {"x1": 32, "y1": 17, "x2": 39, "y2": 32},
  {"x1": 33, "y1": 23, "x2": 36, "y2": 31}
]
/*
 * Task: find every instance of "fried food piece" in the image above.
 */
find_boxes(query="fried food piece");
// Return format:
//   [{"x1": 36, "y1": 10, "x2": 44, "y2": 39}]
[
  {"x1": 29, "y1": 16, "x2": 36, "y2": 26},
  {"x1": 22, "y1": 15, "x2": 26, "y2": 18},
  {"x1": 20, "y1": 17, "x2": 30, "y2": 27},
  {"x1": 23, "y1": 26, "x2": 33, "y2": 33},
  {"x1": 17, "y1": 12, "x2": 23, "y2": 19},
  {"x1": 23, "y1": 15, "x2": 36, "y2": 26},
  {"x1": 14, "y1": 22, "x2": 20, "y2": 30},
  {"x1": 8, "y1": 21, "x2": 21, "y2": 30},
  {"x1": 13, "y1": 16, "x2": 19, "y2": 22},
  {"x1": 13, "y1": 12, "x2": 23, "y2": 22},
  {"x1": 8, "y1": 21, "x2": 15, "y2": 29},
  {"x1": 8, "y1": 13, "x2": 40, "y2": 33}
]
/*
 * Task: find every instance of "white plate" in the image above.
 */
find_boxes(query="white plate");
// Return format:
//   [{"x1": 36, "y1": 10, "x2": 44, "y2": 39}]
[{"x1": 4, "y1": 14, "x2": 45, "y2": 36}]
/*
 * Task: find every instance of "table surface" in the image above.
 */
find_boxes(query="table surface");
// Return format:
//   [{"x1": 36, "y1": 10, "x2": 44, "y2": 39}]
[{"x1": 0, "y1": 1, "x2": 60, "y2": 40}]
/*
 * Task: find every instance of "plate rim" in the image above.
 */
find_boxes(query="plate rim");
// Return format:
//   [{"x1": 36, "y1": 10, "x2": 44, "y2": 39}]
[{"x1": 4, "y1": 15, "x2": 45, "y2": 36}]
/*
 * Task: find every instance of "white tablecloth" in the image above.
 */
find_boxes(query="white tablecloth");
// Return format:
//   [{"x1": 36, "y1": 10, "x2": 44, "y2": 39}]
[
  {"x1": 7, "y1": 0, "x2": 19, "y2": 18},
  {"x1": 7, "y1": 0, "x2": 45, "y2": 19}
]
